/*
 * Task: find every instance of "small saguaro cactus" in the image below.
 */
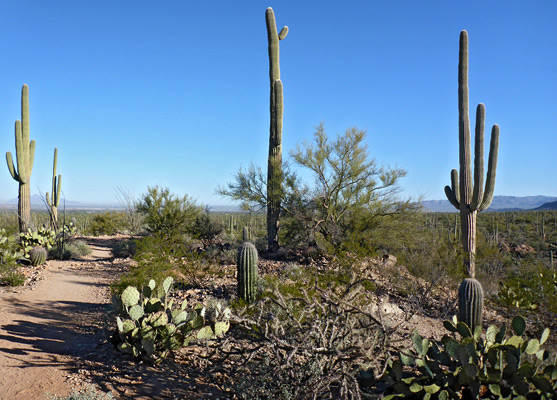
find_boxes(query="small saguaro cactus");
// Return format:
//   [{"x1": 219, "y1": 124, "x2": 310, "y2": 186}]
[
  {"x1": 236, "y1": 242, "x2": 258, "y2": 303},
  {"x1": 242, "y1": 226, "x2": 250, "y2": 242},
  {"x1": 444, "y1": 31, "x2": 500, "y2": 330},
  {"x1": 266, "y1": 7, "x2": 288, "y2": 253},
  {"x1": 46, "y1": 148, "x2": 62, "y2": 230},
  {"x1": 5, "y1": 84, "x2": 36, "y2": 233},
  {"x1": 458, "y1": 278, "x2": 484, "y2": 332}
]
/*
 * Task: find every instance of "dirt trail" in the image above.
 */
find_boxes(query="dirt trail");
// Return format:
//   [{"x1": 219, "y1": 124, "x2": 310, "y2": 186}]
[{"x1": 0, "y1": 237, "x2": 121, "y2": 400}]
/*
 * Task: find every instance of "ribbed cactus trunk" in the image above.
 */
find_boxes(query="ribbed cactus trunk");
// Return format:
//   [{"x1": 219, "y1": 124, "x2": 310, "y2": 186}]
[
  {"x1": 266, "y1": 7, "x2": 288, "y2": 252},
  {"x1": 5, "y1": 85, "x2": 35, "y2": 233},
  {"x1": 237, "y1": 242, "x2": 258, "y2": 303},
  {"x1": 444, "y1": 31, "x2": 500, "y2": 331},
  {"x1": 46, "y1": 148, "x2": 62, "y2": 230},
  {"x1": 18, "y1": 182, "x2": 31, "y2": 232}
]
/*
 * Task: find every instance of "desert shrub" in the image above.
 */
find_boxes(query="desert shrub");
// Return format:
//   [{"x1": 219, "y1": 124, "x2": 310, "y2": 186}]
[
  {"x1": 136, "y1": 186, "x2": 201, "y2": 238},
  {"x1": 111, "y1": 235, "x2": 181, "y2": 295},
  {"x1": 495, "y1": 260, "x2": 557, "y2": 328},
  {"x1": 111, "y1": 238, "x2": 137, "y2": 258},
  {"x1": 49, "y1": 240, "x2": 92, "y2": 260},
  {"x1": 88, "y1": 211, "x2": 127, "y2": 236},
  {"x1": 377, "y1": 316, "x2": 557, "y2": 399},
  {"x1": 189, "y1": 211, "x2": 224, "y2": 247},
  {"x1": 215, "y1": 260, "x2": 390, "y2": 399},
  {"x1": 112, "y1": 277, "x2": 230, "y2": 364}
]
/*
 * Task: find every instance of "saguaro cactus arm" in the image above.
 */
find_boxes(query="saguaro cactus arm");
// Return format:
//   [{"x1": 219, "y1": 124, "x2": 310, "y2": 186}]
[
  {"x1": 5, "y1": 85, "x2": 35, "y2": 185},
  {"x1": 478, "y1": 124, "x2": 499, "y2": 212},
  {"x1": 46, "y1": 148, "x2": 62, "y2": 208},
  {"x1": 470, "y1": 104, "x2": 485, "y2": 210},
  {"x1": 444, "y1": 169, "x2": 460, "y2": 209}
]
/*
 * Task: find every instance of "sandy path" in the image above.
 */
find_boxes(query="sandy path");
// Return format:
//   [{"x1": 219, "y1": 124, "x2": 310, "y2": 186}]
[{"x1": 0, "y1": 239, "x2": 118, "y2": 399}]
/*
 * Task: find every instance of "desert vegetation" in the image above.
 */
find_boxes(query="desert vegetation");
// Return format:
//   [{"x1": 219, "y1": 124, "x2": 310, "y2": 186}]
[{"x1": 1, "y1": 6, "x2": 556, "y2": 400}]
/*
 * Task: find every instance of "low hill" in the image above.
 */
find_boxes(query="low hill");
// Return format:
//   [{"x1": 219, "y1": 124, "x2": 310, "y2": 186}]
[{"x1": 421, "y1": 195, "x2": 557, "y2": 212}]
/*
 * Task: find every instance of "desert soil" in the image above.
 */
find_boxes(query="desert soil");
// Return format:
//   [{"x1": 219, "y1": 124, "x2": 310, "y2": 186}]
[
  {"x1": 0, "y1": 236, "x2": 127, "y2": 399},
  {"x1": 0, "y1": 235, "x2": 497, "y2": 400}
]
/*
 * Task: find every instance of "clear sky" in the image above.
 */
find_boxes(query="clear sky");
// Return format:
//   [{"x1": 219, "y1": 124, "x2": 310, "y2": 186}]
[{"x1": 0, "y1": 1, "x2": 555, "y2": 206}]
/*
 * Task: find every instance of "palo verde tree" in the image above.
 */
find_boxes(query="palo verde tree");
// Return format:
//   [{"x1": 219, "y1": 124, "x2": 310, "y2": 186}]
[
  {"x1": 444, "y1": 31, "x2": 500, "y2": 331},
  {"x1": 218, "y1": 124, "x2": 410, "y2": 252},
  {"x1": 6, "y1": 84, "x2": 36, "y2": 233},
  {"x1": 266, "y1": 7, "x2": 288, "y2": 252}
]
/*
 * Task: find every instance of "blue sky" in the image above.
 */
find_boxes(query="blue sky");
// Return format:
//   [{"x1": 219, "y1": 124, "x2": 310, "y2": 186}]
[{"x1": 0, "y1": 1, "x2": 555, "y2": 206}]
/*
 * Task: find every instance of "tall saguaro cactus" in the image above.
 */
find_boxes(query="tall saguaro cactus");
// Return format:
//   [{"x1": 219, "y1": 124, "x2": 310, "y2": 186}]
[
  {"x1": 444, "y1": 31, "x2": 500, "y2": 278},
  {"x1": 46, "y1": 148, "x2": 62, "y2": 230},
  {"x1": 266, "y1": 7, "x2": 288, "y2": 252},
  {"x1": 444, "y1": 31, "x2": 500, "y2": 331},
  {"x1": 6, "y1": 84, "x2": 36, "y2": 233}
]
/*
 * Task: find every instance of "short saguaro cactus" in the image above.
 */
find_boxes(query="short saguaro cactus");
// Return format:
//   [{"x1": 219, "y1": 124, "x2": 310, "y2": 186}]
[{"x1": 236, "y1": 242, "x2": 258, "y2": 303}]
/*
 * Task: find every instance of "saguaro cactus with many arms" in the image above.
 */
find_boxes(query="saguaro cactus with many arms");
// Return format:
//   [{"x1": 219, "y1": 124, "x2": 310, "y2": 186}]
[
  {"x1": 46, "y1": 148, "x2": 62, "y2": 230},
  {"x1": 266, "y1": 7, "x2": 288, "y2": 252},
  {"x1": 444, "y1": 31, "x2": 500, "y2": 331},
  {"x1": 6, "y1": 84, "x2": 36, "y2": 233}
]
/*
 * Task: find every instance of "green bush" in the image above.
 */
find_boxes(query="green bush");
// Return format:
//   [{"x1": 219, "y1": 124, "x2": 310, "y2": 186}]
[
  {"x1": 88, "y1": 211, "x2": 127, "y2": 236},
  {"x1": 136, "y1": 186, "x2": 201, "y2": 238},
  {"x1": 111, "y1": 235, "x2": 183, "y2": 295},
  {"x1": 378, "y1": 316, "x2": 557, "y2": 399},
  {"x1": 49, "y1": 240, "x2": 92, "y2": 260},
  {"x1": 111, "y1": 239, "x2": 137, "y2": 258}
]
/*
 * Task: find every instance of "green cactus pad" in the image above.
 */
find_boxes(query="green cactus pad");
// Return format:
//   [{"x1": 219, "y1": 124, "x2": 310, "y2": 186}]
[
  {"x1": 128, "y1": 304, "x2": 144, "y2": 321},
  {"x1": 213, "y1": 321, "x2": 230, "y2": 337},
  {"x1": 196, "y1": 326, "x2": 215, "y2": 340},
  {"x1": 121, "y1": 286, "x2": 140, "y2": 307},
  {"x1": 162, "y1": 276, "x2": 173, "y2": 294},
  {"x1": 173, "y1": 311, "x2": 188, "y2": 325},
  {"x1": 122, "y1": 319, "x2": 136, "y2": 333},
  {"x1": 141, "y1": 339, "x2": 156, "y2": 356},
  {"x1": 149, "y1": 311, "x2": 168, "y2": 327}
]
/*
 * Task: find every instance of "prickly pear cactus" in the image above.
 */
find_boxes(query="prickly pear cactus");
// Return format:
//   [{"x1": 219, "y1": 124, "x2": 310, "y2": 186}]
[
  {"x1": 114, "y1": 277, "x2": 231, "y2": 364},
  {"x1": 28, "y1": 246, "x2": 47, "y2": 266},
  {"x1": 236, "y1": 242, "x2": 258, "y2": 303},
  {"x1": 379, "y1": 316, "x2": 556, "y2": 399}
]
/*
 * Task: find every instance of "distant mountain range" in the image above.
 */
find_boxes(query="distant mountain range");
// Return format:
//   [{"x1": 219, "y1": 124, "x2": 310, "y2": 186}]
[
  {"x1": 1, "y1": 195, "x2": 555, "y2": 213},
  {"x1": 421, "y1": 195, "x2": 557, "y2": 212},
  {"x1": 1, "y1": 195, "x2": 119, "y2": 210}
]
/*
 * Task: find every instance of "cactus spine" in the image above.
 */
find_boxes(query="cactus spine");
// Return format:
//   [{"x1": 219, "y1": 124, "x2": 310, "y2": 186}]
[
  {"x1": 236, "y1": 242, "x2": 258, "y2": 303},
  {"x1": 6, "y1": 84, "x2": 36, "y2": 233},
  {"x1": 46, "y1": 148, "x2": 62, "y2": 230},
  {"x1": 266, "y1": 7, "x2": 288, "y2": 252},
  {"x1": 458, "y1": 278, "x2": 484, "y2": 332},
  {"x1": 445, "y1": 31, "x2": 500, "y2": 330}
]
